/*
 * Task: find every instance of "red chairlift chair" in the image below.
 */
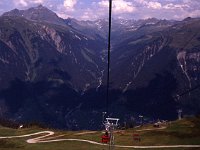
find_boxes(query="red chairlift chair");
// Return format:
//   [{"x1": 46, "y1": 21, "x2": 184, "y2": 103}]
[{"x1": 101, "y1": 131, "x2": 110, "y2": 143}]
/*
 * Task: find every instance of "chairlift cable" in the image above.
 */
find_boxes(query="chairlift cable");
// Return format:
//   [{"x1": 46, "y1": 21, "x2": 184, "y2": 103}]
[
  {"x1": 106, "y1": 0, "x2": 112, "y2": 113},
  {"x1": 180, "y1": 32, "x2": 197, "y2": 50},
  {"x1": 175, "y1": 84, "x2": 200, "y2": 99}
]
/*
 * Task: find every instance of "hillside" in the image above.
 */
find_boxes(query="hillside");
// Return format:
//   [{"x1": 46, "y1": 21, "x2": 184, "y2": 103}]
[{"x1": 0, "y1": 117, "x2": 200, "y2": 150}]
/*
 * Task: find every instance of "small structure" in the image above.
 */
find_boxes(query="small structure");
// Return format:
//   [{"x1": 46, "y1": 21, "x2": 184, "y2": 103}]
[
  {"x1": 153, "y1": 120, "x2": 162, "y2": 128},
  {"x1": 133, "y1": 133, "x2": 141, "y2": 142},
  {"x1": 19, "y1": 124, "x2": 23, "y2": 129},
  {"x1": 139, "y1": 115, "x2": 143, "y2": 126},
  {"x1": 177, "y1": 109, "x2": 182, "y2": 120},
  {"x1": 102, "y1": 117, "x2": 119, "y2": 150},
  {"x1": 153, "y1": 122, "x2": 160, "y2": 128}
]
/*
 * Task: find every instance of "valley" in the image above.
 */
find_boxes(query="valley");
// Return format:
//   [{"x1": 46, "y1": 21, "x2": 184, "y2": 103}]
[{"x1": 0, "y1": 5, "x2": 200, "y2": 129}]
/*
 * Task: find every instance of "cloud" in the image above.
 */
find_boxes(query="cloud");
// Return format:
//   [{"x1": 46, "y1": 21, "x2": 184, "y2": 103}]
[
  {"x1": 63, "y1": 0, "x2": 77, "y2": 10},
  {"x1": 66, "y1": 0, "x2": 200, "y2": 20},
  {"x1": 99, "y1": 0, "x2": 136, "y2": 14},
  {"x1": 134, "y1": 0, "x2": 162, "y2": 9},
  {"x1": 163, "y1": 3, "x2": 189, "y2": 10},
  {"x1": 55, "y1": 0, "x2": 78, "y2": 19},
  {"x1": 98, "y1": 1, "x2": 107, "y2": 7},
  {"x1": 1, "y1": 0, "x2": 200, "y2": 21},
  {"x1": 114, "y1": 0, "x2": 135, "y2": 13},
  {"x1": 189, "y1": 10, "x2": 200, "y2": 18},
  {"x1": 32, "y1": 0, "x2": 44, "y2": 3},
  {"x1": 57, "y1": 12, "x2": 72, "y2": 19},
  {"x1": 18, "y1": 0, "x2": 28, "y2": 7},
  {"x1": 147, "y1": 2, "x2": 162, "y2": 9},
  {"x1": 134, "y1": 0, "x2": 147, "y2": 5},
  {"x1": 13, "y1": 0, "x2": 45, "y2": 7},
  {"x1": 81, "y1": 10, "x2": 96, "y2": 20}
]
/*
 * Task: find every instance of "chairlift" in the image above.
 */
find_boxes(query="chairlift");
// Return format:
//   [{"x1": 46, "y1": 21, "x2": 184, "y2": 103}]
[
  {"x1": 100, "y1": 0, "x2": 120, "y2": 149},
  {"x1": 102, "y1": 117, "x2": 119, "y2": 145}
]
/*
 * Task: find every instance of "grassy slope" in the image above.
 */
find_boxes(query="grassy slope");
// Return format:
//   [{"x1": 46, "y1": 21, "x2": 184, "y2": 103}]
[{"x1": 0, "y1": 117, "x2": 200, "y2": 150}]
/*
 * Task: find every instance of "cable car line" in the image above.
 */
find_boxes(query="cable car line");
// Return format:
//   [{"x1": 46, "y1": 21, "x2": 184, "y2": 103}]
[
  {"x1": 106, "y1": 0, "x2": 112, "y2": 114},
  {"x1": 174, "y1": 84, "x2": 200, "y2": 100}
]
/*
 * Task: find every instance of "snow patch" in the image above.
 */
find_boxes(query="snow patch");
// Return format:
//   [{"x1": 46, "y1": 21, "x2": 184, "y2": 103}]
[
  {"x1": 75, "y1": 35, "x2": 81, "y2": 40},
  {"x1": 0, "y1": 57, "x2": 9, "y2": 64}
]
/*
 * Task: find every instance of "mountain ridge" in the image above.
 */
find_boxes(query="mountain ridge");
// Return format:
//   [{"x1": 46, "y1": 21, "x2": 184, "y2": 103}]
[
  {"x1": 2, "y1": 5, "x2": 66, "y2": 26},
  {"x1": 0, "y1": 5, "x2": 200, "y2": 129}
]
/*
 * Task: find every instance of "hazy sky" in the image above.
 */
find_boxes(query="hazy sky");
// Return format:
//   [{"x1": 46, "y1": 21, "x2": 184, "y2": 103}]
[{"x1": 0, "y1": 0, "x2": 200, "y2": 20}]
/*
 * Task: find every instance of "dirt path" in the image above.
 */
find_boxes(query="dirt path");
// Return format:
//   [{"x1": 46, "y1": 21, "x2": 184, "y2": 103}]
[
  {"x1": 136, "y1": 126, "x2": 167, "y2": 132},
  {"x1": 74, "y1": 131, "x2": 97, "y2": 135},
  {"x1": 1, "y1": 131, "x2": 200, "y2": 149}
]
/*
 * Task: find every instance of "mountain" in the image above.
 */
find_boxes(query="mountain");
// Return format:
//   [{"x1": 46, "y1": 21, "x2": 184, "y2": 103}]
[
  {"x1": 124, "y1": 18, "x2": 200, "y2": 91},
  {"x1": 2, "y1": 5, "x2": 66, "y2": 26},
  {"x1": 0, "y1": 5, "x2": 200, "y2": 129},
  {"x1": 0, "y1": 6, "x2": 108, "y2": 129},
  {"x1": 110, "y1": 18, "x2": 200, "y2": 118}
]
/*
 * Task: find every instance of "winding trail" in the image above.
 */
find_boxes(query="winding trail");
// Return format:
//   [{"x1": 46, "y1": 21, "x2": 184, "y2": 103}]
[{"x1": 0, "y1": 131, "x2": 200, "y2": 149}]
